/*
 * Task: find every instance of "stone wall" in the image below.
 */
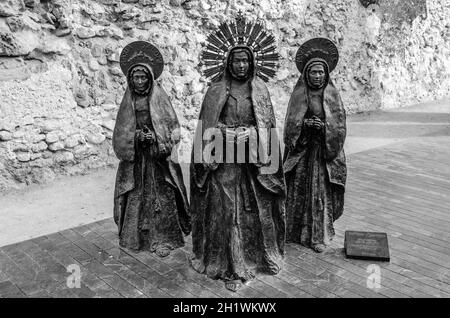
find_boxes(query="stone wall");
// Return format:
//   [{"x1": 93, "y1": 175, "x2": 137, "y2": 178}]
[{"x1": 0, "y1": 0, "x2": 449, "y2": 191}]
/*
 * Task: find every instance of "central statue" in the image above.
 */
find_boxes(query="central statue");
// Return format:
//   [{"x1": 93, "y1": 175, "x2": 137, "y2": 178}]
[{"x1": 189, "y1": 13, "x2": 286, "y2": 292}]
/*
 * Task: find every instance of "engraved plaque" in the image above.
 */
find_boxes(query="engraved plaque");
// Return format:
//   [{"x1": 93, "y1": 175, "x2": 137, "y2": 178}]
[{"x1": 344, "y1": 231, "x2": 390, "y2": 262}]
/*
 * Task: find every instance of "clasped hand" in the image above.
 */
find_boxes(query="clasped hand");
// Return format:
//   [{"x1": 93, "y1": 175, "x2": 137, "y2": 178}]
[
  {"x1": 304, "y1": 116, "x2": 325, "y2": 130},
  {"x1": 136, "y1": 125, "x2": 156, "y2": 143}
]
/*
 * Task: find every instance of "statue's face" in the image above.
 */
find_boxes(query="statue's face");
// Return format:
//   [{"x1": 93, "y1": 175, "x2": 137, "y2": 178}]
[
  {"x1": 307, "y1": 64, "x2": 326, "y2": 88},
  {"x1": 132, "y1": 70, "x2": 149, "y2": 92},
  {"x1": 230, "y1": 51, "x2": 250, "y2": 80}
]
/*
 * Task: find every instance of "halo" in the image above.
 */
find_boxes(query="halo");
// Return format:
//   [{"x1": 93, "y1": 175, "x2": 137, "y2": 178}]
[
  {"x1": 120, "y1": 41, "x2": 164, "y2": 79},
  {"x1": 200, "y1": 11, "x2": 280, "y2": 82},
  {"x1": 295, "y1": 38, "x2": 339, "y2": 74}
]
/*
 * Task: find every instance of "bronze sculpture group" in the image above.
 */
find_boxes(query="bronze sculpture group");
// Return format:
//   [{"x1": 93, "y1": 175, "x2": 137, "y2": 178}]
[{"x1": 112, "y1": 13, "x2": 347, "y2": 292}]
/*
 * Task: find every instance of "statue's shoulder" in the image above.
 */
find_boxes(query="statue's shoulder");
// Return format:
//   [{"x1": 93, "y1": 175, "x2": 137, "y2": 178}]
[
  {"x1": 251, "y1": 77, "x2": 270, "y2": 96},
  {"x1": 149, "y1": 82, "x2": 164, "y2": 101},
  {"x1": 290, "y1": 84, "x2": 307, "y2": 100},
  {"x1": 202, "y1": 80, "x2": 227, "y2": 101},
  {"x1": 207, "y1": 79, "x2": 226, "y2": 91},
  {"x1": 252, "y1": 76, "x2": 267, "y2": 87}
]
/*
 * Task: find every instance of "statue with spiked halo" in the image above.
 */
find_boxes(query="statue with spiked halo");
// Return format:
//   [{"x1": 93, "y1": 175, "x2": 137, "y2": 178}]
[{"x1": 190, "y1": 11, "x2": 286, "y2": 292}]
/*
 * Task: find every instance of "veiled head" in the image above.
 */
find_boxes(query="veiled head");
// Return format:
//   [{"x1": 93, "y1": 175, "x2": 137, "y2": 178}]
[
  {"x1": 304, "y1": 59, "x2": 329, "y2": 89},
  {"x1": 128, "y1": 65, "x2": 153, "y2": 95}
]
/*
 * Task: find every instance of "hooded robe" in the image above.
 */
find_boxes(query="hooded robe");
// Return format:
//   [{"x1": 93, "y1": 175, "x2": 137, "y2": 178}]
[
  {"x1": 190, "y1": 47, "x2": 286, "y2": 283},
  {"x1": 112, "y1": 63, "x2": 190, "y2": 253},
  {"x1": 283, "y1": 59, "x2": 346, "y2": 248}
]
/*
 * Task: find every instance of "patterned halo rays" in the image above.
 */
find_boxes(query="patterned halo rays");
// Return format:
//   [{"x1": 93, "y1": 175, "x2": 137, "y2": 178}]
[{"x1": 200, "y1": 11, "x2": 280, "y2": 82}]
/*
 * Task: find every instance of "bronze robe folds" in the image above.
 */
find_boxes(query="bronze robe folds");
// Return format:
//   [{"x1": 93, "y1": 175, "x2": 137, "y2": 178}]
[
  {"x1": 190, "y1": 73, "x2": 286, "y2": 283},
  {"x1": 283, "y1": 76, "x2": 346, "y2": 247},
  {"x1": 113, "y1": 64, "x2": 190, "y2": 252}
]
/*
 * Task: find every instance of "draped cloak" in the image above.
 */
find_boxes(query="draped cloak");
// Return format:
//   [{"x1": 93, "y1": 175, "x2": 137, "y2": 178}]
[
  {"x1": 190, "y1": 61, "x2": 286, "y2": 281},
  {"x1": 283, "y1": 69, "x2": 347, "y2": 246},
  {"x1": 283, "y1": 75, "x2": 347, "y2": 190},
  {"x1": 113, "y1": 63, "x2": 190, "y2": 250}
]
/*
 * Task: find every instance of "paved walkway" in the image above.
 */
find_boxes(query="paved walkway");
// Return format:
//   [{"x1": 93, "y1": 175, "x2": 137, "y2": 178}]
[{"x1": 0, "y1": 99, "x2": 449, "y2": 297}]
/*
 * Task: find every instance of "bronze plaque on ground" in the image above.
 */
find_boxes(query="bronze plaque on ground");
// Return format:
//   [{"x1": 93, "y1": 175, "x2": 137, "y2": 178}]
[{"x1": 344, "y1": 231, "x2": 390, "y2": 262}]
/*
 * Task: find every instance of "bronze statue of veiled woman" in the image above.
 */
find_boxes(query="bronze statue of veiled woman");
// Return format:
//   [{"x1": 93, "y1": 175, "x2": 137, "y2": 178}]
[
  {"x1": 112, "y1": 41, "x2": 190, "y2": 258},
  {"x1": 190, "y1": 13, "x2": 286, "y2": 292},
  {"x1": 283, "y1": 38, "x2": 347, "y2": 253}
]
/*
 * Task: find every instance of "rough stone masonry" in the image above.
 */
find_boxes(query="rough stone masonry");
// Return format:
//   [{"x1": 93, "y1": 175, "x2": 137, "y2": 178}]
[{"x1": 0, "y1": 0, "x2": 449, "y2": 191}]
